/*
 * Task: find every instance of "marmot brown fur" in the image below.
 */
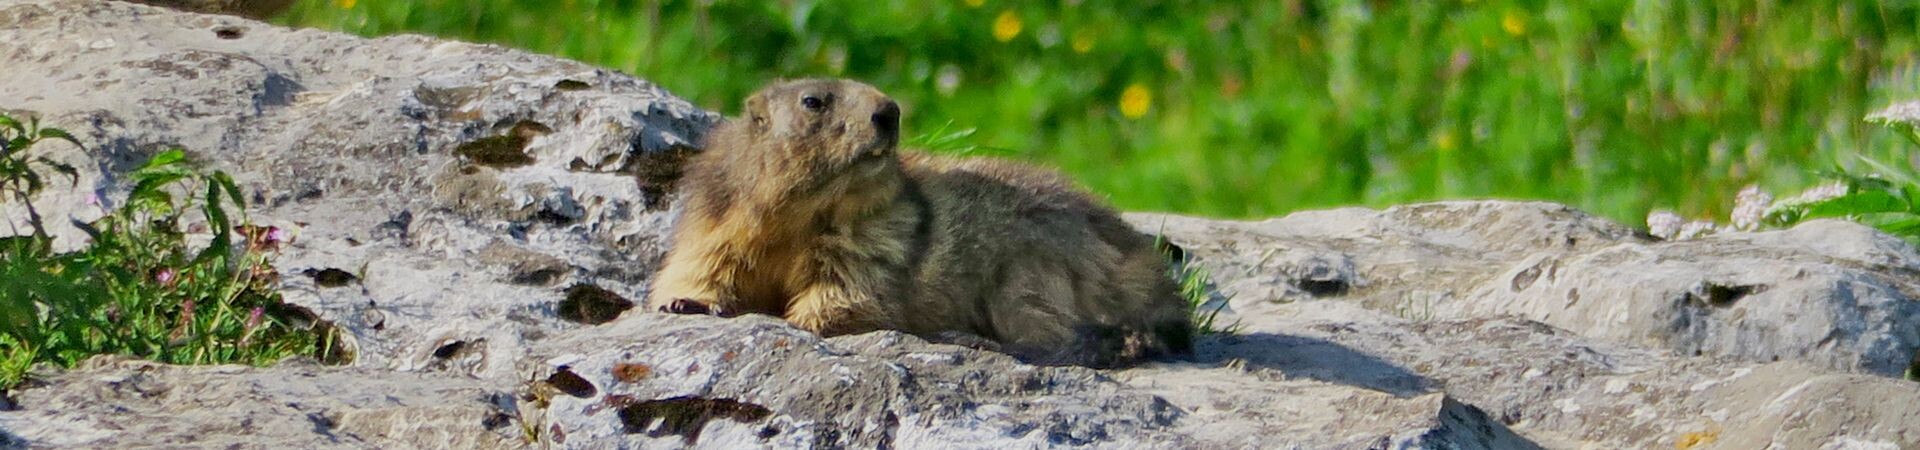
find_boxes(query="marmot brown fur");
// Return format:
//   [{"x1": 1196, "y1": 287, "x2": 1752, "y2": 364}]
[{"x1": 646, "y1": 79, "x2": 1193, "y2": 368}]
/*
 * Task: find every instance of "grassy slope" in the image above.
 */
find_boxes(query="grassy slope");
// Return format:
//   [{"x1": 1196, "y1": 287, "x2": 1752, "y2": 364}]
[{"x1": 281, "y1": 0, "x2": 1920, "y2": 223}]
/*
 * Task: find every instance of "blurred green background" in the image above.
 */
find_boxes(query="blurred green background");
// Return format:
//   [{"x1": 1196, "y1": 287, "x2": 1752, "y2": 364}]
[{"x1": 277, "y1": 1, "x2": 1920, "y2": 223}]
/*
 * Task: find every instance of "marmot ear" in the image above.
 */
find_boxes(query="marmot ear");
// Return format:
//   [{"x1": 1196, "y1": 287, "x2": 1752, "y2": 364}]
[{"x1": 744, "y1": 94, "x2": 769, "y2": 134}]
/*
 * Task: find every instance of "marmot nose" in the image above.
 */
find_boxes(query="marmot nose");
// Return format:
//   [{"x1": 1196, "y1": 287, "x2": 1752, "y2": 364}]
[{"x1": 872, "y1": 100, "x2": 901, "y2": 136}]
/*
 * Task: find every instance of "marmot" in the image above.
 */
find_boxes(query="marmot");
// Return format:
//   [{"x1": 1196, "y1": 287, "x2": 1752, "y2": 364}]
[{"x1": 646, "y1": 79, "x2": 1192, "y2": 368}]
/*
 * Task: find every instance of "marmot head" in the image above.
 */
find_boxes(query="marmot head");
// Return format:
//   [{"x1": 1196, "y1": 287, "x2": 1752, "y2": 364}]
[{"x1": 739, "y1": 79, "x2": 903, "y2": 178}]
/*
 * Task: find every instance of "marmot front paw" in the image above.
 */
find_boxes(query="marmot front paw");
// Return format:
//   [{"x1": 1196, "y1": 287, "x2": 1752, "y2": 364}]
[{"x1": 658, "y1": 298, "x2": 729, "y2": 316}]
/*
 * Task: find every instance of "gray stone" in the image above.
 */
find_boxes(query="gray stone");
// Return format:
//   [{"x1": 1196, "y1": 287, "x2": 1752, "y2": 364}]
[
  {"x1": 0, "y1": 356, "x2": 523, "y2": 449},
  {"x1": 1140, "y1": 299, "x2": 1920, "y2": 449},
  {"x1": 120, "y1": 0, "x2": 293, "y2": 19},
  {"x1": 523, "y1": 314, "x2": 1192, "y2": 449},
  {"x1": 1132, "y1": 201, "x2": 1920, "y2": 377},
  {"x1": 0, "y1": 0, "x2": 716, "y2": 380}
]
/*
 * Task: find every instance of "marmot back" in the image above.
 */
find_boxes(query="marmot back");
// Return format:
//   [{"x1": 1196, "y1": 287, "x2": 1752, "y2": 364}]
[{"x1": 647, "y1": 79, "x2": 1192, "y2": 368}]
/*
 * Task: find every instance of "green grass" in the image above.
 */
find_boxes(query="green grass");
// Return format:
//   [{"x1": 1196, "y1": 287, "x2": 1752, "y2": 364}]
[
  {"x1": 0, "y1": 117, "x2": 345, "y2": 389},
  {"x1": 280, "y1": 1, "x2": 1920, "y2": 224}
]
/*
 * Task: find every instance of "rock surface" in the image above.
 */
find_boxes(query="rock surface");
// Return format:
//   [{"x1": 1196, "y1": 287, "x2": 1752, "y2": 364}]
[
  {"x1": 121, "y1": 0, "x2": 292, "y2": 19},
  {"x1": 1134, "y1": 203, "x2": 1920, "y2": 377},
  {"x1": 2, "y1": 1, "x2": 1918, "y2": 449}
]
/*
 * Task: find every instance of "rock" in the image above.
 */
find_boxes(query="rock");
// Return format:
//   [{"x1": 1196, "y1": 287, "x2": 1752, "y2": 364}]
[
  {"x1": 523, "y1": 314, "x2": 1192, "y2": 448},
  {"x1": 1144, "y1": 299, "x2": 1920, "y2": 449},
  {"x1": 3, "y1": 1, "x2": 1918, "y2": 448},
  {"x1": 1132, "y1": 202, "x2": 1920, "y2": 377},
  {"x1": 119, "y1": 0, "x2": 292, "y2": 19},
  {"x1": 0, "y1": 0, "x2": 716, "y2": 380},
  {"x1": 0, "y1": 356, "x2": 522, "y2": 449}
]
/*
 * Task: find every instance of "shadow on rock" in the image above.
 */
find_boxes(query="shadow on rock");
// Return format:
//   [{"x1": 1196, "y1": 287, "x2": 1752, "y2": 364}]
[
  {"x1": 0, "y1": 427, "x2": 20, "y2": 450},
  {"x1": 1198, "y1": 332, "x2": 1433, "y2": 397}
]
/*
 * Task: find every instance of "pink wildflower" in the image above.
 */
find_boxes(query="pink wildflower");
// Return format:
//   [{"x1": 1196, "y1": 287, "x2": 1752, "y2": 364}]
[{"x1": 239, "y1": 306, "x2": 265, "y2": 346}]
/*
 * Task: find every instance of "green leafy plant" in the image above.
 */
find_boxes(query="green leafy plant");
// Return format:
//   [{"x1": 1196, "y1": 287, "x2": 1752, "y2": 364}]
[
  {"x1": 1175, "y1": 261, "x2": 1238, "y2": 336},
  {"x1": 0, "y1": 114, "x2": 346, "y2": 390},
  {"x1": 903, "y1": 120, "x2": 1012, "y2": 157},
  {"x1": 1153, "y1": 227, "x2": 1238, "y2": 336},
  {"x1": 1759, "y1": 107, "x2": 1920, "y2": 245},
  {"x1": 0, "y1": 114, "x2": 81, "y2": 239}
]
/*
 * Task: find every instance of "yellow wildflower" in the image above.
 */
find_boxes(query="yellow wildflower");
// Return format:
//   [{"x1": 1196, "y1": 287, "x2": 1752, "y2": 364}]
[
  {"x1": 1434, "y1": 131, "x2": 1456, "y2": 151},
  {"x1": 964, "y1": 0, "x2": 984, "y2": 8},
  {"x1": 1119, "y1": 84, "x2": 1151, "y2": 119},
  {"x1": 993, "y1": 10, "x2": 1023, "y2": 42},
  {"x1": 337, "y1": 0, "x2": 355, "y2": 8},
  {"x1": 1501, "y1": 10, "x2": 1527, "y2": 36},
  {"x1": 1071, "y1": 29, "x2": 1095, "y2": 53}
]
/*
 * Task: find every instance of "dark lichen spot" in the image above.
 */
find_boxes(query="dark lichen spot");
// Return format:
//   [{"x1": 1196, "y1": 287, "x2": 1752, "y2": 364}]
[
  {"x1": 1296, "y1": 277, "x2": 1348, "y2": 297},
  {"x1": 510, "y1": 267, "x2": 567, "y2": 286},
  {"x1": 622, "y1": 145, "x2": 699, "y2": 210},
  {"x1": 213, "y1": 26, "x2": 244, "y2": 39},
  {"x1": 558, "y1": 283, "x2": 634, "y2": 325},
  {"x1": 432, "y1": 340, "x2": 467, "y2": 359},
  {"x1": 1687, "y1": 282, "x2": 1763, "y2": 308},
  {"x1": 547, "y1": 367, "x2": 597, "y2": 398},
  {"x1": 554, "y1": 79, "x2": 591, "y2": 91},
  {"x1": 550, "y1": 424, "x2": 567, "y2": 444},
  {"x1": 481, "y1": 412, "x2": 512, "y2": 430},
  {"x1": 303, "y1": 268, "x2": 357, "y2": 288},
  {"x1": 618, "y1": 396, "x2": 773, "y2": 443},
  {"x1": 534, "y1": 207, "x2": 579, "y2": 226},
  {"x1": 757, "y1": 425, "x2": 781, "y2": 439},
  {"x1": 454, "y1": 121, "x2": 552, "y2": 169},
  {"x1": 455, "y1": 135, "x2": 534, "y2": 168}
]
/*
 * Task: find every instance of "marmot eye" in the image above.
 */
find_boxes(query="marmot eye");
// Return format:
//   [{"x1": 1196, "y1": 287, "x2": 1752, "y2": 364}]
[{"x1": 800, "y1": 95, "x2": 825, "y2": 111}]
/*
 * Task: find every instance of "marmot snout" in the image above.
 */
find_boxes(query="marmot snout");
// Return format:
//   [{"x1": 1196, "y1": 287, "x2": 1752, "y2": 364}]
[{"x1": 647, "y1": 78, "x2": 1194, "y2": 368}]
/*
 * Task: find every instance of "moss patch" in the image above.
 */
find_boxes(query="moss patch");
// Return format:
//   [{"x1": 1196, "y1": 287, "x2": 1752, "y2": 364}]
[
  {"x1": 303, "y1": 268, "x2": 357, "y2": 288},
  {"x1": 619, "y1": 396, "x2": 772, "y2": 443},
  {"x1": 627, "y1": 145, "x2": 698, "y2": 210},
  {"x1": 557, "y1": 283, "x2": 633, "y2": 325},
  {"x1": 454, "y1": 121, "x2": 552, "y2": 169}
]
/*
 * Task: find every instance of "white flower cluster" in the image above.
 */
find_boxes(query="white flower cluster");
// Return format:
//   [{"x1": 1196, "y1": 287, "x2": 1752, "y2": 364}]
[
  {"x1": 1867, "y1": 100, "x2": 1920, "y2": 127},
  {"x1": 1645, "y1": 181, "x2": 1850, "y2": 241}
]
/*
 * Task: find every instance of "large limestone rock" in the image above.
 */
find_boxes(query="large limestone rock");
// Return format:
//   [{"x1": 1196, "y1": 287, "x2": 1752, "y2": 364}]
[
  {"x1": 1135, "y1": 203, "x2": 1920, "y2": 377},
  {"x1": 1, "y1": 0, "x2": 716, "y2": 379},
  {"x1": 0, "y1": 357, "x2": 524, "y2": 449},
  {"x1": 120, "y1": 0, "x2": 292, "y2": 19},
  {"x1": 2, "y1": 1, "x2": 1917, "y2": 448}
]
